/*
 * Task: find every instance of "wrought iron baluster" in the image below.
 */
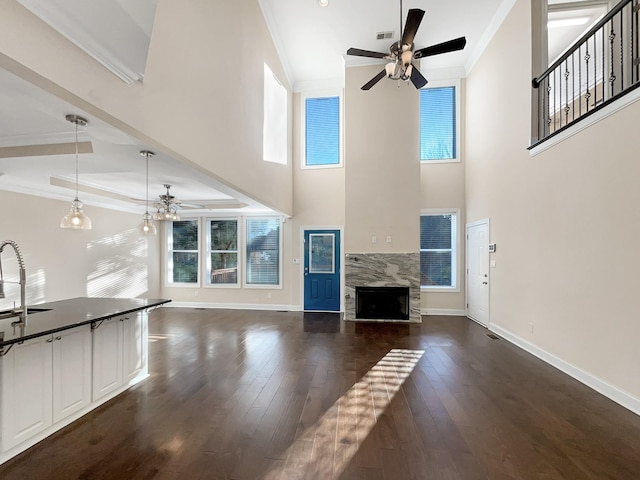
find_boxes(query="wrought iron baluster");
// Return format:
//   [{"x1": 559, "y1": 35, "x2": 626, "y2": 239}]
[
  {"x1": 585, "y1": 41, "x2": 591, "y2": 112},
  {"x1": 564, "y1": 60, "x2": 570, "y2": 124},
  {"x1": 620, "y1": 7, "x2": 624, "y2": 90},
  {"x1": 578, "y1": 45, "x2": 582, "y2": 117},
  {"x1": 610, "y1": 21, "x2": 617, "y2": 97}
]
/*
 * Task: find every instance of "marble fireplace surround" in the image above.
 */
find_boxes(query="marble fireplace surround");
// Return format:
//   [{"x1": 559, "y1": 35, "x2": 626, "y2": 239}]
[{"x1": 344, "y1": 252, "x2": 420, "y2": 323}]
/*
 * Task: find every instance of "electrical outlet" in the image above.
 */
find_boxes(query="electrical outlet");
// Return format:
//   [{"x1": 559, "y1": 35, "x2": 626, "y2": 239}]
[
  {"x1": 194, "y1": 290, "x2": 199, "y2": 297},
  {"x1": 528, "y1": 322, "x2": 534, "y2": 333}
]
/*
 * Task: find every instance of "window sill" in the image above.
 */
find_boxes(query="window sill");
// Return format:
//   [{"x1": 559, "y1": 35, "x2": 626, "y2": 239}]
[
  {"x1": 421, "y1": 286, "x2": 460, "y2": 293},
  {"x1": 420, "y1": 158, "x2": 461, "y2": 165}
]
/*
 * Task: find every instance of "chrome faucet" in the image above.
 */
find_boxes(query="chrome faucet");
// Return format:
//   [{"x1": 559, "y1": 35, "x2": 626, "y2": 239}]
[{"x1": 0, "y1": 240, "x2": 27, "y2": 325}]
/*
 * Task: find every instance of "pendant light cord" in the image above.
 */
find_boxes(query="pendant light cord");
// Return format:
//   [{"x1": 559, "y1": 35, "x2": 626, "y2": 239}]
[
  {"x1": 400, "y1": 0, "x2": 403, "y2": 41},
  {"x1": 74, "y1": 119, "x2": 79, "y2": 201},
  {"x1": 145, "y1": 152, "x2": 150, "y2": 214}
]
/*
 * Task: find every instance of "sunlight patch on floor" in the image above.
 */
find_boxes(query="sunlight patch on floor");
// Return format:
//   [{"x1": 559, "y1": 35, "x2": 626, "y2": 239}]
[{"x1": 263, "y1": 348, "x2": 425, "y2": 479}]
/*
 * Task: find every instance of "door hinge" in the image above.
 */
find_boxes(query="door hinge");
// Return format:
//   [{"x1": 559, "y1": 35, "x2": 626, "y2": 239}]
[{"x1": 466, "y1": 303, "x2": 469, "y2": 308}]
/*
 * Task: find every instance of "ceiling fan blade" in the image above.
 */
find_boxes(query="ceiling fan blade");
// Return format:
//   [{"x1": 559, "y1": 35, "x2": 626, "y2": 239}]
[
  {"x1": 401, "y1": 9, "x2": 425, "y2": 47},
  {"x1": 409, "y1": 65, "x2": 428, "y2": 89},
  {"x1": 347, "y1": 47, "x2": 388, "y2": 59},
  {"x1": 414, "y1": 36, "x2": 467, "y2": 59},
  {"x1": 361, "y1": 70, "x2": 387, "y2": 90}
]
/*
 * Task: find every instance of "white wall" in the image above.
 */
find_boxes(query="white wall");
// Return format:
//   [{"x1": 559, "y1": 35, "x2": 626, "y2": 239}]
[
  {"x1": 344, "y1": 64, "x2": 421, "y2": 254},
  {"x1": 0, "y1": 191, "x2": 160, "y2": 310},
  {"x1": 419, "y1": 80, "x2": 466, "y2": 313},
  {"x1": 466, "y1": 0, "x2": 640, "y2": 406}
]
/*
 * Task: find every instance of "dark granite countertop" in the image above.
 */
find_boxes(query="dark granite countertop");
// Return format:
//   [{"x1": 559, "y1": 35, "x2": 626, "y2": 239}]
[{"x1": 0, "y1": 297, "x2": 171, "y2": 348}]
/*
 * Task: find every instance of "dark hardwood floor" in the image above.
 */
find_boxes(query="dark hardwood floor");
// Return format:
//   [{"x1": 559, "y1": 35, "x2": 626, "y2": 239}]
[{"x1": 1, "y1": 308, "x2": 639, "y2": 479}]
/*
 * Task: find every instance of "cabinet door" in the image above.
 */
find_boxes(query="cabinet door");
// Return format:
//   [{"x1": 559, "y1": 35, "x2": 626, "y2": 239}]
[
  {"x1": 92, "y1": 317, "x2": 123, "y2": 401},
  {"x1": 123, "y1": 312, "x2": 148, "y2": 384},
  {"x1": 1, "y1": 336, "x2": 53, "y2": 450},
  {"x1": 52, "y1": 325, "x2": 92, "y2": 423}
]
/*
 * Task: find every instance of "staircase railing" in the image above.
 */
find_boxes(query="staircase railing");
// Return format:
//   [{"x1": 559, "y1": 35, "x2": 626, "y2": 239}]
[{"x1": 532, "y1": 0, "x2": 640, "y2": 146}]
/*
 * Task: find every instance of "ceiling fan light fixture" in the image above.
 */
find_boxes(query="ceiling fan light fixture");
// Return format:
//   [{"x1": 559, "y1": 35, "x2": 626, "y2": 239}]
[
  {"x1": 61, "y1": 114, "x2": 92, "y2": 230},
  {"x1": 153, "y1": 184, "x2": 182, "y2": 222}
]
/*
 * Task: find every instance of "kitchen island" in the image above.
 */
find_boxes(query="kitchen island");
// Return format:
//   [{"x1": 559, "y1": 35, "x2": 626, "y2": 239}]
[{"x1": 0, "y1": 297, "x2": 170, "y2": 465}]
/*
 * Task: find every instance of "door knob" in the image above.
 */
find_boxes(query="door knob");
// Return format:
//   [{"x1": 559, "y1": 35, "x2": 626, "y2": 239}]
[{"x1": 482, "y1": 281, "x2": 488, "y2": 285}]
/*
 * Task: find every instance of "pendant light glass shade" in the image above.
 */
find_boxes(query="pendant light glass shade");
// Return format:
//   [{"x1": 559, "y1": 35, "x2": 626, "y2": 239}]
[
  {"x1": 61, "y1": 198, "x2": 93, "y2": 229},
  {"x1": 61, "y1": 115, "x2": 92, "y2": 230},
  {"x1": 138, "y1": 150, "x2": 157, "y2": 236}
]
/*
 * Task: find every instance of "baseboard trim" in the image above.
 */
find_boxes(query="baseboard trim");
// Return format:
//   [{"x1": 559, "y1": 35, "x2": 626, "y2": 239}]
[
  {"x1": 164, "y1": 301, "x2": 302, "y2": 312},
  {"x1": 421, "y1": 308, "x2": 467, "y2": 316},
  {"x1": 490, "y1": 323, "x2": 640, "y2": 416}
]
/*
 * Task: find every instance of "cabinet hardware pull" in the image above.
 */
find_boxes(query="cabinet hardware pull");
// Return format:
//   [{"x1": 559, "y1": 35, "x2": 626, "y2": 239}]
[
  {"x1": 46, "y1": 338, "x2": 53, "y2": 343},
  {"x1": 55, "y1": 336, "x2": 62, "y2": 341}
]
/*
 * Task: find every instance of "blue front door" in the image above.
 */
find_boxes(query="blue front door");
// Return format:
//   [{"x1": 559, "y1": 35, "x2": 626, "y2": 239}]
[{"x1": 304, "y1": 229, "x2": 340, "y2": 311}]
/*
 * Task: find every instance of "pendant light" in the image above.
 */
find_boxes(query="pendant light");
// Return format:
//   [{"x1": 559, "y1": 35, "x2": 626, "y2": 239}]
[
  {"x1": 138, "y1": 150, "x2": 157, "y2": 235},
  {"x1": 60, "y1": 114, "x2": 92, "y2": 230}
]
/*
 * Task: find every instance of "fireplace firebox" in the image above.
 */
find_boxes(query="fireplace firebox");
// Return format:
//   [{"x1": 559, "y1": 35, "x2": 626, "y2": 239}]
[{"x1": 355, "y1": 286, "x2": 410, "y2": 321}]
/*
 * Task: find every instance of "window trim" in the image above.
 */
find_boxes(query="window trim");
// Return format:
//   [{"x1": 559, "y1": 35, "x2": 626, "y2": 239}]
[
  {"x1": 420, "y1": 208, "x2": 460, "y2": 292},
  {"x1": 165, "y1": 218, "x2": 201, "y2": 288},
  {"x1": 419, "y1": 79, "x2": 461, "y2": 164},
  {"x1": 205, "y1": 217, "x2": 241, "y2": 289},
  {"x1": 300, "y1": 89, "x2": 344, "y2": 170},
  {"x1": 243, "y1": 216, "x2": 283, "y2": 289}
]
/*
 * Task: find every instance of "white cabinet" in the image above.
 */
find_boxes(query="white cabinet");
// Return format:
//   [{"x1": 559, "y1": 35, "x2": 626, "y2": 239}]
[
  {"x1": 92, "y1": 312, "x2": 148, "y2": 401},
  {"x1": 1, "y1": 324, "x2": 91, "y2": 451},
  {"x1": 123, "y1": 312, "x2": 147, "y2": 384},
  {"x1": 52, "y1": 326, "x2": 92, "y2": 423},
  {"x1": 1, "y1": 336, "x2": 53, "y2": 451},
  {"x1": 92, "y1": 316, "x2": 123, "y2": 400}
]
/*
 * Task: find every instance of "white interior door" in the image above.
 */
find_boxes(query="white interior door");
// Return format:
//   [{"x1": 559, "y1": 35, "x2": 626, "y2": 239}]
[{"x1": 466, "y1": 220, "x2": 489, "y2": 326}]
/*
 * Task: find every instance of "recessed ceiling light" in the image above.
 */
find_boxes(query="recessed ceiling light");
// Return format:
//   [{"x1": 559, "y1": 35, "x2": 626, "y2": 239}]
[{"x1": 319, "y1": 0, "x2": 329, "y2": 7}]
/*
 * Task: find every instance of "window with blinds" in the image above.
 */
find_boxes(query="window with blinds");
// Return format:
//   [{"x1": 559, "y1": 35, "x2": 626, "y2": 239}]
[
  {"x1": 304, "y1": 95, "x2": 341, "y2": 167},
  {"x1": 168, "y1": 220, "x2": 199, "y2": 284},
  {"x1": 420, "y1": 213, "x2": 457, "y2": 288},
  {"x1": 420, "y1": 86, "x2": 457, "y2": 161},
  {"x1": 245, "y1": 217, "x2": 281, "y2": 286}
]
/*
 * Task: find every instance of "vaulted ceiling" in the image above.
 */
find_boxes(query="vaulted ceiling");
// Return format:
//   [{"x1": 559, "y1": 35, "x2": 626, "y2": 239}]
[{"x1": 0, "y1": 0, "x2": 601, "y2": 216}]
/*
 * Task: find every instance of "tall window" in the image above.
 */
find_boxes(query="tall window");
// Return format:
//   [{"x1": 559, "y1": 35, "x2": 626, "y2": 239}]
[
  {"x1": 168, "y1": 220, "x2": 199, "y2": 284},
  {"x1": 207, "y1": 219, "x2": 239, "y2": 286},
  {"x1": 304, "y1": 95, "x2": 341, "y2": 167},
  {"x1": 245, "y1": 217, "x2": 281, "y2": 286},
  {"x1": 420, "y1": 85, "x2": 457, "y2": 161},
  {"x1": 420, "y1": 212, "x2": 457, "y2": 289},
  {"x1": 263, "y1": 63, "x2": 288, "y2": 164}
]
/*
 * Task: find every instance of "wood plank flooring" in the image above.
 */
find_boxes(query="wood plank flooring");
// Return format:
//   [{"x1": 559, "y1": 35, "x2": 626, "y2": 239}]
[{"x1": 1, "y1": 308, "x2": 639, "y2": 479}]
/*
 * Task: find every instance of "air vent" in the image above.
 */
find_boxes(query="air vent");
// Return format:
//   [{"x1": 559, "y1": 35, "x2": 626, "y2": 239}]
[
  {"x1": 376, "y1": 31, "x2": 394, "y2": 40},
  {"x1": 486, "y1": 333, "x2": 500, "y2": 340}
]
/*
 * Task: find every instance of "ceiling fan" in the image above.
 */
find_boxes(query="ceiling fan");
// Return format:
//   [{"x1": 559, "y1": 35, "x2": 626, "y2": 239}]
[
  {"x1": 150, "y1": 184, "x2": 205, "y2": 220},
  {"x1": 346, "y1": 2, "x2": 467, "y2": 90}
]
